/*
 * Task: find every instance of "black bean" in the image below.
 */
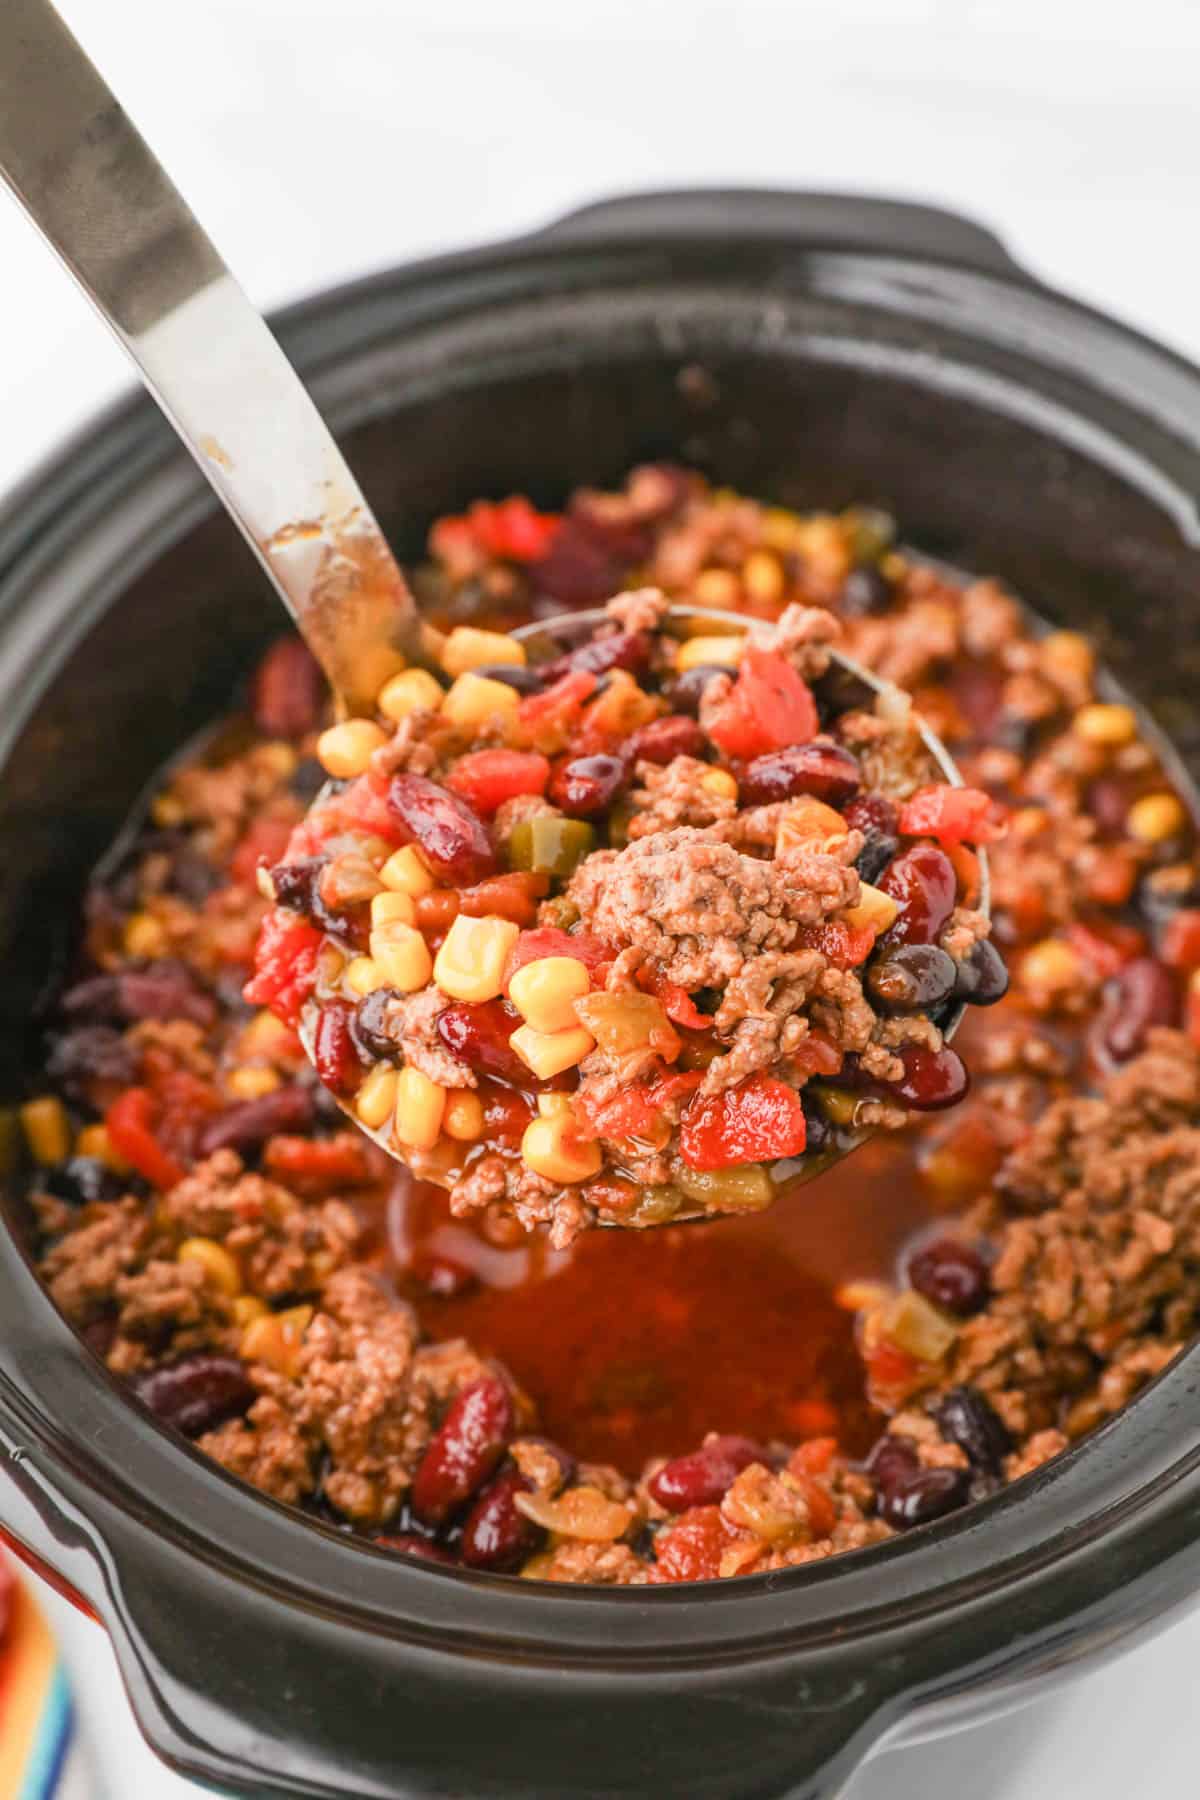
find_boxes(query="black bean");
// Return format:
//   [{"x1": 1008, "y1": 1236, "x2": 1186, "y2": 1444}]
[
  {"x1": 663, "y1": 664, "x2": 731, "y2": 716},
  {"x1": 290, "y1": 755, "x2": 328, "y2": 802},
  {"x1": 935, "y1": 1386, "x2": 1012, "y2": 1476},
  {"x1": 877, "y1": 1465, "x2": 971, "y2": 1530},
  {"x1": 954, "y1": 939, "x2": 1009, "y2": 1006},
  {"x1": 41, "y1": 1156, "x2": 124, "y2": 1207},
  {"x1": 45, "y1": 1025, "x2": 136, "y2": 1102},
  {"x1": 867, "y1": 944, "x2": 958, "y2": 1014},
  {"x1": 839, "y1": 566, "x2": 893, "y2": 617},
  {"x1": 352, "y1": 988, "x2": 405, "y2": 1064}
]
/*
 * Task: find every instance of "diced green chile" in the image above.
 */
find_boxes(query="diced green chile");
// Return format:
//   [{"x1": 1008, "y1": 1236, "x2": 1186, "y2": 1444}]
[
  {"x1": 676, "y1": 1164, "x2": 774, "y2": 1212},
  {"x1": 506, "y1": 816, "x2": 596, "y2": 877}
]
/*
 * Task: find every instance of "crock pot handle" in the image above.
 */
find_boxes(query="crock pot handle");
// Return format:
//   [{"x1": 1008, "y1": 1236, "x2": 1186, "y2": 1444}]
[{"x1": 542, "y1": 188, "x2": 1030, "y2": 280}]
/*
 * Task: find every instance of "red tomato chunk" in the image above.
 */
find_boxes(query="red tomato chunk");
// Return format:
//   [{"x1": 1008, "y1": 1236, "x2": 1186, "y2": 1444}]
[
  {"x1": 446, "y1": 749, "x2": 551, "y2": 816},
  {"x1": 705, "y1": 646, "x2": 819, "y2": 760},
  {"x1": 678, "y1": 1074, "x2": 808, "y2": 1171}
]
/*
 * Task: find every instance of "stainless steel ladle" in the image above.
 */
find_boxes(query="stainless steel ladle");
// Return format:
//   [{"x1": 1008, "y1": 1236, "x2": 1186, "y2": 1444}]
[{"x1": 0, "y1": 1, "x2": 985, "y2": 1225}]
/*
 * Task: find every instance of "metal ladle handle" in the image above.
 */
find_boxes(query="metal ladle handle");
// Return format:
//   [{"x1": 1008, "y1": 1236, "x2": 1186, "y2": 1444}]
[{"x1": 0, "y1": 0, "x2": 427, "y2": 713}]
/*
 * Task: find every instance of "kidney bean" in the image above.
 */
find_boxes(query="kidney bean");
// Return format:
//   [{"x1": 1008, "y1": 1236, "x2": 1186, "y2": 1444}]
[
  {"x1": 460, "y1": 1465, "x2": 544, "y2": 1571},
  {"x1": 935, "y1": 1386, "x2": 1012, "y2": 1475},
  {"x1": 877, "y1": 1465, "x2": 971, "y2": 1530},
  {"x1": 664, "y1": 664, "x2": 732, "y2": 716},
  {"x1": 45, "y1": 1025, "x2": 137, "y2": 1103},
  {"x1": 533, "y1": 522, "x2": 625, "y2": 607},
  {"x1": 472, "y1": 663, "x2": 545, "y2": 696},
  {"x1": 63, "y1": 961, "x2": 216, "y2": 1029},
  {"x1": 647, "y1": 1434, "x2": 768, "y2": 1513},
  {"x1": 625, "y1": 715, "x2": 707, "y2": 765},
  {"x1": 953, "y1": 939, "x2": 1009, "y2": 1006},
  {"x1": 879, "y1": 845, "x2": 958, "y2": 946},
  {"x1": 43, "y1": 1156, "x2": 124, "y2": 1207},
  {"x1": 1102, "y1": 958, "x2": 1178, "y2": 1062},
  {"x1": 889, "y1": 1043, "x2": 970, "y2": 1111},
  {"x1": 738, "y1": 743, "x2": 861, "y2": 808},
  {"x1": 385, "y1": 774, "x2": 496, "y2": 886},
  {"x1": 311, "y1": 999, "x2": 365, "y2": 1096},
  {"x1": 250, "y1": 637, "x2": 326, "y2": 739},
  {"x1": 548, "y1": 753, "x2": 627, "y2": 818},
  {"x1": 867, "y1": 944, "x2": 958, "y2": 1014},
  {"x1": 437, "y1": 1000, "x2": 528, "y2": 1084},
  {"x1": 376, "y1": 1534, "x2": 455, "y2": 1564},
  {"x1": 839, "y1": 565, "x2": 893, "y2": 616},
  {"x1": 197, "y1": 1085, "x2": 316, "y2": 1157},
  {"x1": 540, "y1": 630, "x2": 652, "y2": 686},
  {"x1": 907, "y1": 1237, "x2": 990, "y2": 1316},
  {"x1": 410, "y1": 1376, "x2": 515, "y2": 1525},
  {"x1": 134, "y1": 1354, "x2": 255, "y2": 1438}
]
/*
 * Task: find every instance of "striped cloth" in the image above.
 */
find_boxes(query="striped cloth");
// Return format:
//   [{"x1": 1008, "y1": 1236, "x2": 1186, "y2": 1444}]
[{"x1": 0, "y1": 1575, "x2": 90, "y2": 1800}]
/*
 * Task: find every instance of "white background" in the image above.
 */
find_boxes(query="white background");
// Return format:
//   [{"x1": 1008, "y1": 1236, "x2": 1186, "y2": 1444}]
[{"x1": 6, "y1": 0, "x2": 1200, "y2": 1793}]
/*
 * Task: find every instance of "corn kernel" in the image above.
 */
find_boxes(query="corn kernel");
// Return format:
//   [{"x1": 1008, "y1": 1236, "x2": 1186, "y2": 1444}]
[
  {"x1": 510, "y1": 1023, "x2": 595, "y2": 1080},
  {"x1": 371, "y1": 889, "x2": 417, "y2": 927},
  {"x1": 377, "y1": 667, "x2": 445, "y2": 723},
  {"x1": 232, "y1": 1294, "x2": 268, "y2": 1326},
  {"x1": 433, "y1": 914, "x2": 520, "y2": 1003},
  {"x1": 1040, "y1": 630, "x2": 1094, "y2": 684},
  {"x1": 226, "y1": 1064, "x2": 283, "y2": 1100},
  {"x1": 508, "y1": 956, "x2": 591, "y2": 1034},
  {"x1": 693, "y1": 569, "x2": 741, "y2": 608},
  {"x1": 344, "y1": 956, "x2": 387, "y2": 996},
  {"x1": 842, "y1": 882, "x2": 901, "y2": 934},
  {"x1": 241, "y1": 1303, "x2": 312, "y2": 1378},
  {"x1": 241, "y1": 1010, "x2": 295, "y2": 1057},
  {"x1": 257, "y1": 742, "x2": 299, "y2": 780},
  {"x1": 123, "y1": 911, "x2": 168, "y2": 958},
  {"x1": 441, "y1": 626, "x2": 527, "y2": 677},
  {"x1": 394, "y1": 1067, "x2": 447, "y2": 1151},
  {"x1": 742, "y1": 550, "x2": 785, "y2": 605},
  {"x1": 379, "y1": 845, "x2": 436, "y2": 896},
  {"x1": 356, "y1": 1065, "x2": 399, "y2": 1129},
  {"x1": 1020, "y1": 938, "x2": 1081, "y2": 994},
  {"x1": 1126, "y1": 793, "x2": 1187, "y2": 844},
  {"x1": 1073, "y1": 703, "x2": 1137, "y2": 748},
  {"x1": 75, "y1": 1123, "x2": 132, "y2": 1174},
  {"x1": 443, "y1": 1089, "x2": 485, "y2": 1141},
  {"x1": 21, "y1": 1096, "x2": 70, "y2": 1165},
  {"x1": 700, "y1": 767, "x2": 738, "y2": 801},
  {"x1": 441, "y1": 672, "x2": 520, "y2": 735},
  {"x1": 151, "y1": 792, "x2": 185, "y2": 827},
  {"x1": 676, "y1": 634, "x2": 744, "y2": 672},
  {"x1": 537, "y1": 1091, "x2": 576, "y2": 1119},
  {"x1": 370, "y1": 921, "x2": 434, "y2": 992},
  {"x1": 316, "y1": 719, "x2": 388, "y2": 778},
  {"x1": 520, "y1": 1113, "x2": 602, "y2": 1184},
  {"x1": 178, "y1": 1237, "x2": 242, "y2": 1297}
]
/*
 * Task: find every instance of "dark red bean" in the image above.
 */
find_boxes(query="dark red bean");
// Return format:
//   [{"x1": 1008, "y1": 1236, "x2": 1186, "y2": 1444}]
[
  {"x1": 409, "y1": 1250, "x2": 479, "y2": 1299},
  {"x1": 472, "y1": 663, "x2": 545, "y2": 696},
  {"x1": 45, "y1": 1025, "x2": 137, "y2": 1103},
  {"x1": 312, "y1": 1000, "x2": 365, "y2": 1096},
  {"x1": 866, "y1": 944, "x2": 958, "y2": 1014},
  {"x1": 270, "y1": 856, "x2": 323, "y2": 915},
  {"x1": 877, "y1": 1465, "x2": 971, "y2": 1530},
  {"x1": 1102, "y1": 958, "x2": 1178, "y2": 1063},
  {"x1": 664, "y1": 664, "x2": 731, "y2": 716},
  {"x1": 437, "y1": 999, "x2": 528, "y2": 1084},
  {"x1": 839, "y1": 566, "x2": 893, "y2": 616},
  {"x1": 879, "y1": 845, "x2": 958, "y2": 946},
  {"x1": 42, "y1": 1156, "x2": 124, "y2": 1207},
  {"x1": 533, "y1": 522, "x2": 625, "y2": 607},
  {"x1": 197, "y1": 1085, "x2": 316, "y2": 1157},
  {"x1": 385, "y1": 773, "x2": 496, "y2": 886},
  {"x1": 935, "y1": 1386, "x2": 1012, "y2": 1475},
  {"x1": 907, "y1": 1237, "x2": 990, "y2": 1316},
  {"x1": 738, "y1": 743, "x2": 861, "y2": 808},
  {"x1": 460, "y1": 1466, "x2": 544, "y2": 1571},
  {"x1": 375, "y1": 1534, "x2": 455, "y2": 1564},
  {"x1": 864, "y1": 1434, "x2": 920, "y2": 1493},
  {"x1": 547, "y1": 753, "x2": 627, "y2": 818},
  {"x1": 63, "y1": 961, "x2": 216, "y2": 1029},
  {"x1": 889, "y1": 1043, "x2": 969, "y2": 1111},
  {"x1": 625, "y1": 715, "x2": 707, "y2": 765},
  {"x1": 954, "y1": 939, "x2": 1009, "y2": 1006},
  {"x1": 134, "y1": 1355, "x2": 255, "y2": 1438},
  {"x1": 647, "y1": 1434, "x2": 768, "y2": 1513},
  {"x1": 409, "y1": 1376, "x2": 515, "y2": 1525},
  {"x1": 540, "y1": 630, "x2": 652, "y2": 686},
  {"x1": 250, "y1": 637, "x2": 327, "y2": 739}
]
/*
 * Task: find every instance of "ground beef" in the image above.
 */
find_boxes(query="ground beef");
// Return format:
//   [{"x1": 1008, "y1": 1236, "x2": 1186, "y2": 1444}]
[
  {"x1": 626, "y1": 755, "x2": 737, "y2": 840},
  {"x1": 41, "y1": 1197, "x2": 152, "y2": 1326},
  {"x1": 605, "y1": 586, "x2": 672, "y2": 635},
  {"x1": 200, "y1": 1373, "x2": 317, "y2": 1508},
  {"x1": 369, "y1": 986, "x2": 472, "y2": 1088},
  {"x1": 940, "y1": 907, "x2": 991, "y2": 962},
  {"x1": 754, "y1": 602, "x2": 840, "y2": 681},
  {"x1": 163, "y1": 1150, "x2": 361, "y2": 1299},
  {"x1": 107, "y1": 1257, "x2": 236, "y2": 1374},
  {"x1": 836, "y1": 708, "x2": 935, "y2": 802}
]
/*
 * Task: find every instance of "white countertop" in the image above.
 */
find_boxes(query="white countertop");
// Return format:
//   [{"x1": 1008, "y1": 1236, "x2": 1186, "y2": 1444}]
[{"x1": 7, "y1": 0, "x2": 1200, "y2": 1793}]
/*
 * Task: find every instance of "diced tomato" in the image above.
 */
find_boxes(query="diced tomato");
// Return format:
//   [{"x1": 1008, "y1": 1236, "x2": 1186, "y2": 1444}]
[
  {"x1": 1187, "y1": 973, "x2": 1200, "y2": 1047},
  {"x1": 1162, "y1": 908, "x2": 1200, "y2": 971},
  {"x1": 898, "y1": 784, "x2": 1007, "y2": 846},
  {"x1": 261, "y1": 1132, "x2": 376, "y2": 1193},
  {"x1": 243, "y1": 909, "x2": 322, "y2": 1026},
  {"x1": 433, "y1": 497, "x2": 561, "y2": 566},
  {"x1": 517, "y1": 671, "x2": 598, "y2": 750},
  {"x1": 230, "y1": 815, "x2": 295, "y2": 885},
  {"x1": 446, "y1": 749, "x2": 551, "y2": 817},
  {"x1": 574, "y1": 1069, "x2": 702, "y2": 1143},
  {"x1": 504, "y1": 926, "x2": 611, "y2": 989},
  {"x1": 678, "y1": 1073, "x2": 808, "y2": 1171},
  {"x1": 791, "y1": 1471, "x2": 838, "y2": 1539},
  {"x1": 105, "y1": 1087, "x2": 187, "y2": 1191},
  {"x1": 1068, "y1": 917, "x2": 1146, "y2": 980},
  {"x1": 787, "y1": 1431, "x2": 839, "y2": 1475},
  {"x1": 326, "y1": 771, "x2": 409, "y2": 846},
  {"x1": 793, "y1": 919, "x2": 877, "y2": 969},
  {"x1": 705, "y1": 646, "x2": 819, "y2": 760},
  {"x1": 863, "y1": 1337, "x2": 920, "y2": 1390},
  {"x1": 635, "y1": 966, "x2": 712, "y2": 1030},
  {"x1": 650, "y1": 1505, "x2": 741, "y2": 1583},
  {"x1": 789, "y1": 1031, "x2": 844, "y2": 1078},
  {"x1": 458, "y1": 871, "x2": 550, "y2": 927}
]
